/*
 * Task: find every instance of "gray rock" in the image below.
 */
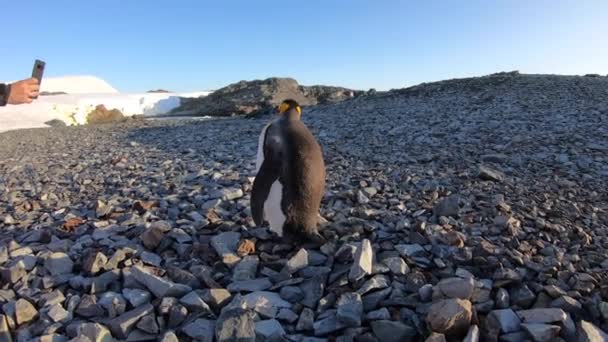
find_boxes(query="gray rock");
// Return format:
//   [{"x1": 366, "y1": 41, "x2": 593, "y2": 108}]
[
  {"x1": 276, "y1": 308, "x2": 299, "y2": 323},
  {"x1": 98, "y1": 292, "x2": 127, "y2": 318},
  {"x1": 365, "y1": 308, "x2": 391, "y2": 321},
  {"x1": 357, "y1": 275, "x2": 390, "y2": 296},
  {"x1": 280, "y1": 286, "x2": 304, "y2": 303},
  {"x1": 44, "y1": 253, "x2": 73, "y2": 276},
  {"x1": 349, "y1": 239, "x2": 373, "y2": 282},
  {"x1": 383, "y1": 257, "x2": 409, "y2": 275},
  {"x1": 168, "y1": 304, "x2": 188, "y2": 328},
  {"x1": 419, "y1": 284, "x2": 433, "y2": 302},
  {"x1": 179, "y1": 291, "x2": 211, "y2": 312},
  {"x1": 75, "y1": 295, "x2": 104, "y2": 318},
  {"x1": 83, "y1": 252, "x2": 107, "y2": 275},
  {"x1": 215, "y1": 307, "x2": 255, "y2": 342},
  {"x1": 140, "y1": 223, "x2": 169, "y2": 250},
  {"x1": 202, "y1": 288, "x2": 233, "y2": 312},
  {"x1": 486, "y1": 309, "x2": 521, "y2": 334},
  {"x1": 182, "y1": 319, "x2": 215, "y2": 342},
  {"x1": 521, "y1": 323, "x2": 561, "y2": 342},
  {"x1": 434, "y1": 277, "x2": 475, "y2": 300},
  {"x1": 139, "y1": 251, "x2": 162, "y2": 267},
  {"x1": 299, "y1": 275, "x2": 326, "y2": 308},
  {"x1": 75, "y1": 323, "x2": 113, "y2": 342},
  {"x1": 336, "y1": 293, "x2": 363, "y2": 327},
  {"x1": 232, "y1": 255, "x2": 259, "y2": 281},
  {"x1": 479, "y1": 165, "x2": 505, "y2": 182},
  {"x1": 495, "y1": 288, "x2": 510, "y2": 309},
  {"x1": 211, "y1": 232, "x2": 242, "y2": 267},
  {"x1": 395, "y1": 244, "x2": 425, "y2": 257},
  {"x1": 550, "y1": 296, "x2": 582, "y2": 315},
  {"x1": 135, "y1": 313, "x2": 159, "y2": 334},
  {"x1": 107, "y1": 303, "x2": 154, "y2": 339},
  {"x1": 370, "y1": 320, "x2": 416, "y2": 342},
  {"x1": 463, "y1": 325, "x2": 479, "y2": 342},
  {"x1": 130, "y1": 265, "x2": 192, "y2": 298},
  {"x1": 285, "y1": 248, "x2": 309, "y2": 274},
  {"x1": 122, "y1": 288, "x2": 151, "y2": 308},
  {"x1": 227, "y1": 278, "x2": 272, "y2": 292},
  {"x1": 425, "y1": 333, "x2": 446, "y2": 342},
  {"x1": 241, "y1": 291, "x2": 291, "y2": 318},
  {"x1": 0, "y1": 314, "x2": 11, "y2": 342},
  {"x1": 577, "y1": 320, "x2": 608, "y2": 342},
  {"x1": 516, "y1": 308, "x2": 567, "y2": 324},
  {"x1": 159, "y1": 331, "x2": 179, "y2": 342},
  {"x1": 362, "y1": 287, "x2": 392, "y2": 312},
  {"x1": 2, "y1": 260, "x2": 27, "y2": 283},
  {"x1": 255, "y1": 319, "x2": 286, "y2": 340},
  {"x1": 433, "y1": 195, "x2": 460, "y2": 217},
  {"x1": 296, "y1": 308, "x2": 315, "y2": 331},
  {"x1": 313, "y1": 312, "x2": 347, "y2": 336}
]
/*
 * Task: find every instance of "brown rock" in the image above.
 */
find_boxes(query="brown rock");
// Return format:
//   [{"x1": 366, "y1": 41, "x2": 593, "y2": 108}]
[{"x1": 426, "y1": 298, "x2": 472, "y2": 336}]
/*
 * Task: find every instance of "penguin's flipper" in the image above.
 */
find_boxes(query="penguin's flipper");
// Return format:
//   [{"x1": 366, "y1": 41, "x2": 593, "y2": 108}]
[{"x1": 251, "y1": 159, "x2": 280, "y2": 226}]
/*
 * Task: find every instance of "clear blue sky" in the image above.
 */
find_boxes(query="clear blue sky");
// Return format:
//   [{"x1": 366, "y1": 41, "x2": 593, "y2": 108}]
[{"x1": 2, "y1": 1, "x2": 607, "y2": 93}]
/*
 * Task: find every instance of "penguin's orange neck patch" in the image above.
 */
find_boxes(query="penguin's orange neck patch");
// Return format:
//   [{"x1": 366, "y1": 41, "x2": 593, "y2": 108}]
[{"x1": 279, "y1": 103, "x2": 301, "y2": 115}]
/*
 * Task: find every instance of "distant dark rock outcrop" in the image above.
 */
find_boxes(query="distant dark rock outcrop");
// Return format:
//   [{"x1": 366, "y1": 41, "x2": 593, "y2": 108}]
[
  {"x1": 146, "y1": 89, "x2": 172, "y2": 93},
  {"x1": 40, "y1": 91, "x2": 69, "y2": 96},
  {"x1": 171, "y1": 77, "x2": 362, "y2": 117}
]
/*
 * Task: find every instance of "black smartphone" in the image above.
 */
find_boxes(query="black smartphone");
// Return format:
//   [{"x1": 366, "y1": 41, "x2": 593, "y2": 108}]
[{"x1": 31, "y1": 60, "x2": 45, "y2": 98}]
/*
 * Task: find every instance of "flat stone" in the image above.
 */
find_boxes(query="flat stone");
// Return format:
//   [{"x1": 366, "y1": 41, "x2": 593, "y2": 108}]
[
  {"x1": 299, "y1": 275, "x2": 326, "y2": 308},
  {"x1": 107, "y1": 303, "x2": 154, "y2": 339},
  {"x1": 182, "y1": 319, "x2": 215, "y2": 341},
  {"x1": 131, "y1": 266, "x2": 192, "y2": 298},
  {"x1": 434, "y1": 277, "x2": 475, "y2": 300},
  {"x1": 83, "y1": 252, "x2": 107, "y2": 275},
  {"x1": 550, "y1": 296, "x2": 582, "y2": 314},
  {"x1": 395, "y1": 244, "x2": 425, "y2": 257},
  {"x1": 91, "y1": 271, "x2": 120, "y2": 294},
  {"x1": 479, "y1": 165, "x2": 505, "y2": 182},
  {"x1": 296, "y1": 308, "x2": 315, "y2": 332},
  {"x1": 215, "y1": 307, "x2": 255, "y2": 342},
  {"x1": 241, "y1": 291, "x2": 291, "y2": 318},
  {"x1": 202, "y1": 289, "x2": 233, "y2": 312},
  {"x1": 232, "y1": 255, "x2": 259, "y2": 281},
  {"x1": 426, "y1": 298, "x2": 472, "y2": 336},
  {"x1": 122, "y1": 288, "x2": 151, "y2": 308},
  {"x1": 370, "y1": 320, "x2": 417, "y2": 342},
  {"x1": 577, "y1": 320, "x2": 608, "y2": 342},
  {"x1": 463, "y1": 325, "x2": 479, "y2": 342},
  {"x1": 211, "y1": 232, "x2": 242, "y2": 267},
  {"x1": 313, "y1": 312, "x2": 347, "y2": 336},
  {"x1": 521, "y1": 323, "x2": 561, "y2": 342},
  {"x1": 15, "y1": 299, "x2": 38, "y2": 325},
  {"x1": 285, "y1": 248, "x2": 309, "y2": 274},
  {"x1": 75, "y1": 322, "x2": 113, "y2": 342},
  {"x1": 365, "y1": 308, "x2": 391, "y2": 321},
  {"x1": 47, "y1": 304, "x2": 70, "y2": 323},
  {"x1": 362, "y1": 287, "x2": 392, "y2": 312},
  {"x1": 516, "y1": 308, "x2": 567, "y2": 324},
  {"x1": 136, "y1": 313, "x2": 159, "y2": 334},
  {"x1": 98, "y1": 292, "x2": 127, "y2": 318},
  {"x1": 349, "y1": 239, "x2": 373, "y2": 282},
  {"x1": 495, "y1": 288, "x2": 510, "y2": 309},
  {"x1": 276, "y1": 308, "x2": 299, "y2": 323},
  {"x1": 139, "y1": 251, "x2": 162, "y2": 267},
  {"x1": 255, "y1": 319, "x2": 286, "y2": 340},
  {"x1": 383, "y1": 257, "x2": 409, "y2": 275},
  {"x1": 179, "y1": 291, "x2": 211, "y2": 312},
  {"x1": 44, "y1": 253, "x2": 73, "y2": 276},
  {"x1": 433, "y1": 195, "x2": 460, "y2": 217},
  {"x1": 486, "y1": 309, "x2": 521, "y2": 334},
  {"x1": 357, "y1": 275, "x2": 390, "y2": 296},
  {"x1": 336, "y1": 293, "x2": 363, "y2": 327},
  {"x1": 227, "y1": 278, "x2": 272, "y2": 292},
  {"x1": 280, "y1": 286, "x2": 304, "y2": 303}
]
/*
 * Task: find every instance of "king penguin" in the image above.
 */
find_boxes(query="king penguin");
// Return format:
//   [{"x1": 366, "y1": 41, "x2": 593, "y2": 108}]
[{"x1": 251, "y1": 99, "x2": 326, "y2": 244}]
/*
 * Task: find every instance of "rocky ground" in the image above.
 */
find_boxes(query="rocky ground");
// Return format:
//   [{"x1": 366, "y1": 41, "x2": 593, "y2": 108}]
[{"x1": 0, "y1": 72, "x2": 607, "y2": 342}]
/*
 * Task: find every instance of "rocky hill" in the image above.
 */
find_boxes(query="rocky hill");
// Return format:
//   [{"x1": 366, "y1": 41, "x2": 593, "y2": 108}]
[
  {"x1": 172, "y1": 77, "x2": 362, "y2": 116},
  {"x1": 0, "y1": 72, "x2": 607, "y2": 341}
]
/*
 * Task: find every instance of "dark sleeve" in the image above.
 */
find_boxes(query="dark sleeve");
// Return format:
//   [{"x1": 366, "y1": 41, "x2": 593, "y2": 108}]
[{"x1": 0, "y1": 83, "x2": 10, "y2": 106}]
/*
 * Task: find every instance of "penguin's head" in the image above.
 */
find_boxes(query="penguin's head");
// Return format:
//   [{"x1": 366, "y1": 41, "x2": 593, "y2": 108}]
[{"x1": 278, "y1": 99, "x2": 302, "y2": 119}]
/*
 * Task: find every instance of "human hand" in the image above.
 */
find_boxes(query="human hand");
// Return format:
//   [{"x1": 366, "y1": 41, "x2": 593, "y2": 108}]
[{"x1": 8, "y1": 78, "x2": 40, "y2": 104}]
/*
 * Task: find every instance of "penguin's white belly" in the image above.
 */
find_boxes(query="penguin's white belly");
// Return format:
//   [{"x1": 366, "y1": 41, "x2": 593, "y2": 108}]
[{"x1": 264, "y1": 180, "x2": 286, "y2": 236}]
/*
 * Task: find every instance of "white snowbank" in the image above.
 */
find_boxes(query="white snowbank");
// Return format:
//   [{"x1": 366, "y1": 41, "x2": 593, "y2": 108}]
[{"x1": 0, "y1": 76, "x2": 212, "y2": 133}]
